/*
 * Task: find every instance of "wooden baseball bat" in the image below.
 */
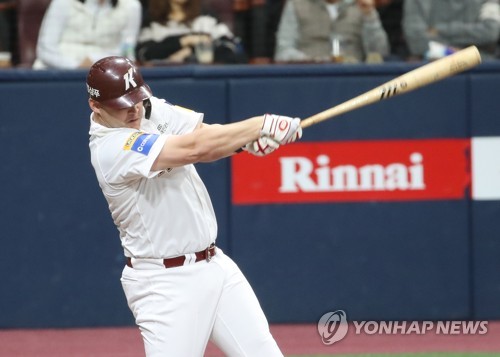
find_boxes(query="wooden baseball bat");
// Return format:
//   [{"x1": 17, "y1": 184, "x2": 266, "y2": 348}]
[{"x1": 300, "y1": 45, "x2": 481, "y2": 129}]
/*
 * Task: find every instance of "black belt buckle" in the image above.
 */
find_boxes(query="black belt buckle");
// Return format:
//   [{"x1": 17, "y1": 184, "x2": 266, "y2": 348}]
[{"x1": 205, "y1": 243, "x2": 215, "y2": 262}]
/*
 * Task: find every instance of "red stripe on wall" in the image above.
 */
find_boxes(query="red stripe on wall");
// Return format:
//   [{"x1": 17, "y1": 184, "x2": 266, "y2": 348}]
[{"x1": 231, "y1": 139, "x2": 470, "y2": 205}]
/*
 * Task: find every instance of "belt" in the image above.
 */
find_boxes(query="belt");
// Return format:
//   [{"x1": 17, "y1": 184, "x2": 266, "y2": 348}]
[{"x1": 126, "y1": 244, "x2": 216, "y2": 269}]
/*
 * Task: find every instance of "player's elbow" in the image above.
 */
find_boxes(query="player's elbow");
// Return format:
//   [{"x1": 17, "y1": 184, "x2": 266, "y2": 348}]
[
  {"x1": 189, "y1": 124, "x2": 230, "y2": 162},
  {"x1": 188, "y1": 139, "x2": 224, "y2": 162}
]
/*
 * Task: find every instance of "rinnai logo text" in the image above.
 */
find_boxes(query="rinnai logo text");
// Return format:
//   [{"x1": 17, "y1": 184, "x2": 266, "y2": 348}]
[
  {"x1": 279, "y1": 152, "x2": 425, "y2": 193},
  {"x1": 232, "y1": 139, "x2": 470, "y2": 204}
]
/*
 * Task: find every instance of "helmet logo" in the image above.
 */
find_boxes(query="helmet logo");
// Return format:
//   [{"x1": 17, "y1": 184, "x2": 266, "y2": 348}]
[
  {"x1": 123, "y1": 67, "x2": 137, "y2": 91},
  {"x1": 87, "y1": 84, "x2": 100, "y2": 98}
]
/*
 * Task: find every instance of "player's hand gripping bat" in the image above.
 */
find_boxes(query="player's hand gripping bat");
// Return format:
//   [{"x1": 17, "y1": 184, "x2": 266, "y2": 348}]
[{"x1": 300, "y1": 46, "x2": 482, "y2": 129}]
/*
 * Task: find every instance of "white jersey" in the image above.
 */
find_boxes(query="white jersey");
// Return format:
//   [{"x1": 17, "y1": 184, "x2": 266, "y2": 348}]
[{"x1": 89, "y1": 96, "x2": 217, "y2": 258}]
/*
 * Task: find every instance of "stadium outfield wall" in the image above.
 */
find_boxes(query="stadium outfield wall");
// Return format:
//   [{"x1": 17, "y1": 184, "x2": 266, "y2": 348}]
[{"x1": 0, "y1": 62, "x2": 499, "y2": 328}]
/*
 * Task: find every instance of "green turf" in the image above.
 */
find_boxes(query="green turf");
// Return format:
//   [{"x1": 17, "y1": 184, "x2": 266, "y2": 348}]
[{"x1": 289, "y1": 353, "x2": 500, "y2": 357}]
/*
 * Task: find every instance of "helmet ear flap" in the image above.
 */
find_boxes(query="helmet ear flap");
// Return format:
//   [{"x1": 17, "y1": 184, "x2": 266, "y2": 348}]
[{"x1": 144, "y1": 99, "x2": 152, "y2": 119}]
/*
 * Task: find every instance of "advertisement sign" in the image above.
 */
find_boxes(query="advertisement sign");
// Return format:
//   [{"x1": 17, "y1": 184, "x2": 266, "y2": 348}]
[{"x1": 232, "y1": 139, "x2": 471, "y2": 204}]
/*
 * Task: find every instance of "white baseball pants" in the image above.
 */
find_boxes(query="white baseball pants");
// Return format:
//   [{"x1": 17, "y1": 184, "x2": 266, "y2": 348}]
[{"x1": 120, "y1": 249, "x2": 283, "y2": 356}]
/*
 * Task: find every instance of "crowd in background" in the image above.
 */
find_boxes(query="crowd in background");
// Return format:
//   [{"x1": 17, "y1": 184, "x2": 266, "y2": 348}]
[{"x1": 0, "y1": 0, "x2": 500, "y2": 69}]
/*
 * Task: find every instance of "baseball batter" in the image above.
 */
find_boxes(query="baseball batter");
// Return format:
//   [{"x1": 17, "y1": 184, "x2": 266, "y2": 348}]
[{"x1": 86, "y1": 56, "x2": 302, "y2": 356}]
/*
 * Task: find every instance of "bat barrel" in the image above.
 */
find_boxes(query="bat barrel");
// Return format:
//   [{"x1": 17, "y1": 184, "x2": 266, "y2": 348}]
[{"x1": 300, "y1": 46, "x2": 481, "y2": 129}]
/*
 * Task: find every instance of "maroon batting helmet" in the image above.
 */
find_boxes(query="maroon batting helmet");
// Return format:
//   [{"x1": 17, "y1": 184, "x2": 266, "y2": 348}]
[{"x1": 86, "y1": 56, "x2": 152, "y2": 109}]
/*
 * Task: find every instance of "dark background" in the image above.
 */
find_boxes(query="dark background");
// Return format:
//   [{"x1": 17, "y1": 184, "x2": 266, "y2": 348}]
[{"x1": 0, "y1": 62, "x2": 499, "y2": 328}]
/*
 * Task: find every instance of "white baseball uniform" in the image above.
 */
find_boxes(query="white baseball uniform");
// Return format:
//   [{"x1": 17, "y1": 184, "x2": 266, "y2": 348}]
[{"x1": 88, "y1": 96, "x2": 283, "y2": 356}]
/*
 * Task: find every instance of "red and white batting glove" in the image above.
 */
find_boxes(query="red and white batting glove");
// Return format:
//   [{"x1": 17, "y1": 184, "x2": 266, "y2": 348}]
[
  {"x1": 261, "y1": 114, "x2": 302, "y2": 145},
  {"x1": 243, "y1": 137, "x2": 280, "y2": 156}
]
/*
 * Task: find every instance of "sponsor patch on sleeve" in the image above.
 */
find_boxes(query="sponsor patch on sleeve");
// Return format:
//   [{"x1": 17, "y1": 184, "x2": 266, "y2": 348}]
[
  {"x1": 123, "y1": 132, "x2": 159, "y2": 155},
  {"x1": 174, "y1": 105, "x2": 194, "y2": 113}
]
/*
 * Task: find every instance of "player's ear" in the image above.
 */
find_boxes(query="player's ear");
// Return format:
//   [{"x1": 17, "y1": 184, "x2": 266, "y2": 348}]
[{"x1": 89, "y1": 99, "x2": 101, "y2": 113}]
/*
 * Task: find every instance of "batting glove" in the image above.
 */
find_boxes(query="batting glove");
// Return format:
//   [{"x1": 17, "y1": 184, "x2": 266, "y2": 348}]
[
  {"x1": 243, "y1": 136, "x2": 280, "y2": 156},
  {"x1": 261, "y1": 114, "x2": 302, "y2": 145}
]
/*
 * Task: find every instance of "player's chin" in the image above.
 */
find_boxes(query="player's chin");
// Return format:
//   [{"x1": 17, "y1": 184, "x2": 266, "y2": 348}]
[{"x1": 126, "y1": 118, "x2": 141, "y2": 129}]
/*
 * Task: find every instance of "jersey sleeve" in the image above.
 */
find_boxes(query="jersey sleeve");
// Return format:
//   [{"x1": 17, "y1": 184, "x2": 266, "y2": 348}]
[
  {"x1": 96, "y1": 130, "x2": 168, "y2": 185},
  {"x1": 147, "y1": 96, "x2": 204, "y2": 135}
]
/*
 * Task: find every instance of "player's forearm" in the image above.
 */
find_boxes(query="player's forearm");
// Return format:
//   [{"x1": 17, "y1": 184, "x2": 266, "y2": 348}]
[
  {"x1": 195, "y1": 118, "x2": 264, "y2": 161},
  {"x1": 152, "y1": 117, "x2": 263, "y2": 169}
]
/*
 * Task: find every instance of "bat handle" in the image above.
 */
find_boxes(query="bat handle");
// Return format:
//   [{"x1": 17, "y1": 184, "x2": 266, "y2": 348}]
[
  {"x1": 300, "y1": 116, "x2": 319, "y2": 129},
  {"x1": 300, "y1": 106, "x2": 342, "y2": 129}
]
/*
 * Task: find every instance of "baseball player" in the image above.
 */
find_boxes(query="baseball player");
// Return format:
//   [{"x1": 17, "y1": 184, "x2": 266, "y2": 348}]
[{"x1": 86, "y1": 56, "x2": 302, "y2": 356}]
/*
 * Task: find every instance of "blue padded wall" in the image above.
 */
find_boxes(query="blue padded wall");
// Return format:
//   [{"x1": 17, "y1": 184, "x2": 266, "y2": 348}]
[{"x1": 0, "y1": 63, "x2": 498, "y2": 327}]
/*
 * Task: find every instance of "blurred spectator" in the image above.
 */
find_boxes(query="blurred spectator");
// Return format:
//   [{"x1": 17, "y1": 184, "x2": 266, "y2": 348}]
[
  {"x1": 0, "y1": 11, "x2": 7, "y2": 52},
  {"x1": 274, "y1": 0, "x2": 390, "y2": 63},
  {"x1": 33, "y1": 0, "x2": 142, "y2": 69},
  {"x1": 0, "y1": 0, "x2": 16, "y2": 66},
  {"x1": 402, "y1": 0, "x2": 500, "y2": 61},
  {"x1": 375, "y1": 0, "x2": 408, "y2": 60},
  {"x1": 139, "y1": 0, "x2": 151, "y2": 28},
  {"x1": 203, "y1": 0, "x2": 235, "y2": 31},
  {"x1": 233, "y1": 0, "x2": 285, "y2": 63},
  {"x1": 136, "y1": 0, "x2": 246, "y2": 65},
  {"x1": 266, "y1": 0, "x2": 286, "y2": 60}
]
